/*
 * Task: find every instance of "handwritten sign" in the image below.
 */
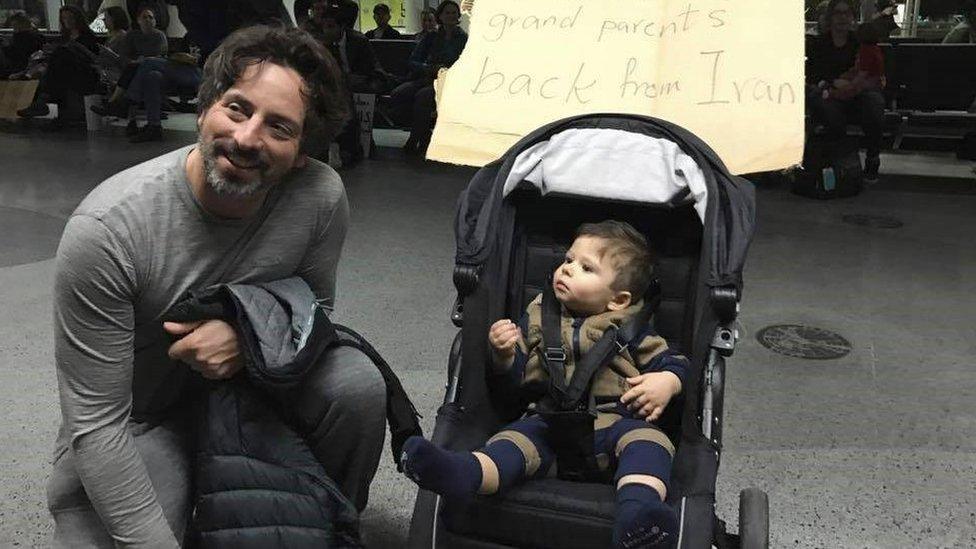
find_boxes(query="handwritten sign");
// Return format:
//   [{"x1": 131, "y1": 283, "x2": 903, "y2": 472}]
[
  {"x1": 353, "y1": 93, "x2": 376, "y2": 159},
  {"x1": 427, "y1": 0, "x2": 805, "y2": 174}
]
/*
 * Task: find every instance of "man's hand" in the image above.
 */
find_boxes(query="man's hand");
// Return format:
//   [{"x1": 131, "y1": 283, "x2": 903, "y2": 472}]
[
  {"x1": 163, "y1": 320, "x2": 243, "y2": 380},
  {"x1": 488, "y1": 319, "x2": 521, "y2": 369},
  {"x1": 620, "y1": 371, "x2": 682, "y2": 422}
]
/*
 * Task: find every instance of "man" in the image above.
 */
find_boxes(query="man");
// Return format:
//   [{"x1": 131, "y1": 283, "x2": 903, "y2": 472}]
[
  {"x1": 304, "y1": 0, "x2": 384, "y2": 93},
  {"x1": 942, "y1": 1, "x2": 976, "y2": 44},
  {"x1": 47, "y1": 26, "x2": 386, "y2": 547},
  {"x1": 0, "y1": 12, "x2": 44, "y2": 78},
  {"x1": 365, "y1": 3, "x2": 403, "y2": 39}
]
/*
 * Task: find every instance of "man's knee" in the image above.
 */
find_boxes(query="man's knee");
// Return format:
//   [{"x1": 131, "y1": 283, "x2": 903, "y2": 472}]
[{"x1": 295, "y1": 346, "x2": 387, "y2": 432}]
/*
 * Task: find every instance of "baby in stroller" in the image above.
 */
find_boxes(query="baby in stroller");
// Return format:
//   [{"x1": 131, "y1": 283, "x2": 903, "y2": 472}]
[{"x1": 401, "y1": 220, "x2": 690, "y2": 548}]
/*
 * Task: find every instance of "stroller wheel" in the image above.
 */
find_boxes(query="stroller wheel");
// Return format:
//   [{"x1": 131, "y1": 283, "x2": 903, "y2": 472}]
[{"x1": 738, "y1": 487, "x2": 769, "y2": 549}]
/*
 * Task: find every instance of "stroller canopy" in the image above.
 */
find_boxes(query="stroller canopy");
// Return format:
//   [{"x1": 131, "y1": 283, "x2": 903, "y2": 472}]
[{"x1": 455, "y1": 114, "x2": 756, "y2": 289}]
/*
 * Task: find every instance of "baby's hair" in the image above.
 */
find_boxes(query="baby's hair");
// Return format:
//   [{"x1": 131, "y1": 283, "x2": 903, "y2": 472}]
[{"x1": 575, "y1": 220, "x2": 654, "y2": 298}]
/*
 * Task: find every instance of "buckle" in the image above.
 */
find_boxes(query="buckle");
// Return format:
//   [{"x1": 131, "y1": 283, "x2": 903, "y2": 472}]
[
  {"x1": 545, "y1": 347, "x2": 567, "y2": 362},
  {"x1": 615, "y1": 340, "x2": 628, "y2": 354}
]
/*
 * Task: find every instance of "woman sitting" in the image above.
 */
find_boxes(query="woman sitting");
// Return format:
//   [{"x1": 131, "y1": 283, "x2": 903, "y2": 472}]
[
  {"x1": 390, "y1": 0, "x2": 466, "y2": 155},
  {"x1": 17, "y1": 5, "x2": 100, "y2": 126}
]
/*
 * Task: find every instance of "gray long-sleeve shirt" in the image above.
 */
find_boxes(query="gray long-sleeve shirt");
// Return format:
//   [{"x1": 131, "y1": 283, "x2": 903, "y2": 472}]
[{"x1": 53, "y1": 146, "x2": 348, "y2": 546}]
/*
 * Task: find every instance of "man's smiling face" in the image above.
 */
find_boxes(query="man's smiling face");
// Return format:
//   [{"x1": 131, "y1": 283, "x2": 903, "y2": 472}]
[{"x1": 196, "y1": 61, "x2": 308, "y2": 197}]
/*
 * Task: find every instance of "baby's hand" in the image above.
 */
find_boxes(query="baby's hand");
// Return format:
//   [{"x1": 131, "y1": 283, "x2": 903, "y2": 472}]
[
  {"x1": 488, "y1": 319, "x2": 521, "y2": 368},
  {"x1": 620, "y1": 372, "x2": 682, "y2": 423}
]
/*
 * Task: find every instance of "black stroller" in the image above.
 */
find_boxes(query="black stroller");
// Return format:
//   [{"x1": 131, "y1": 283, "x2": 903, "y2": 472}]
[{"x1": 407, "y1": 114, "x2": 766, "y2": 548}]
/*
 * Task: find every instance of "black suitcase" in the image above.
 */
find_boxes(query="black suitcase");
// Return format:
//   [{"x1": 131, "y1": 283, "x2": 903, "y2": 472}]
[{"x1": 793, "y1": 135, "x2": 864, "y2": 199}]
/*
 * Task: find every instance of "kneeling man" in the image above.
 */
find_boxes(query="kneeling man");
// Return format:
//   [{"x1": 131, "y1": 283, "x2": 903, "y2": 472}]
[{"x1": 47, "y1": 25, "x2": 386, "y2": 547}]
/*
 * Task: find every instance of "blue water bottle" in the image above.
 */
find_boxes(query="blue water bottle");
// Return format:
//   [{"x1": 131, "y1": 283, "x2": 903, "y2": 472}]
[{"x1": 822, "y1": 167, "x2": 836, "y2": 192}]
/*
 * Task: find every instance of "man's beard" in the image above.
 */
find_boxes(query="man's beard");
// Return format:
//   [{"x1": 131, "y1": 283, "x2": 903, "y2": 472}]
[{"x1": 198, "y1": 136, "x2": 272, "y2": 197}]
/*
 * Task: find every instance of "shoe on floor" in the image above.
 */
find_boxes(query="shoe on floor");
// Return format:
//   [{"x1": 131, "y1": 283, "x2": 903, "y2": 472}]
[
  {"x1": 129, "y1": 124, "x2": 162, "y2": 143},
  {"x1": 17, "y1": 103, "x2": 50, "y2": 118},
  {"x1": 864, "y1": 156, "x2": 880, "y2": 184},
  {"x1": 90, "y1": 99, "x2": 129, "y2": 119}
]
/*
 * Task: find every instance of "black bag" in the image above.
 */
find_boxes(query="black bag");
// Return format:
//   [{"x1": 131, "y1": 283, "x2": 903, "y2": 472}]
[{"x1": 793, "y1": 135, "x2": 864, "y2": 199}]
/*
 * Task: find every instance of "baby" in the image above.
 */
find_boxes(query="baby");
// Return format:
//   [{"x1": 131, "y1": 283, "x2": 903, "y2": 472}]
[{"x1": 401, "y1": 220, "x2": 689, "y2": 548}]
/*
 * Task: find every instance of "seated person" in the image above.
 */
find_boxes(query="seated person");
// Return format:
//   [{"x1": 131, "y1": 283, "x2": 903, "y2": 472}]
[
  {"x1": 91, "y1": 6, "x2": 169, "y2": 116},
  {"x1": 414, "y1": 7, "x2": 438, "y2": 42},
  {"x1": 115, "y1": 5, "x2": 169, "y2": 64},
  {"x1": 389, "y1": 0, "x2": 467, "y2": 155},
  {"x1": 0, "y1": 12, "x2": 45, "y2": 78},
  {"x1": 943, "y1": 0, "x2": 976, "y2": 44},
  {"x1": 806, "y1": 0, "x2": 885, "y2": 183},
  {"x1": 303, "y1": 0, "x2": 390, "y2": 166},
  {"x1": 120, "y1": 50, "x2": 203, "y2": 143},
  {"x1": 401, "y1": 221, "x2": 689, "y2": 549},
  {"x1": 303, "y1": 0, "x2": 387, "y2": 94},
  {"x1": 365, "y1": 3, "x2": 403, "y2": 39},
  {"x1": 16, "y1": 5, "x2": 100, "y2": 126},
  {"x1": 825, "y1": 21, "x2": 885, "y2": 101}
]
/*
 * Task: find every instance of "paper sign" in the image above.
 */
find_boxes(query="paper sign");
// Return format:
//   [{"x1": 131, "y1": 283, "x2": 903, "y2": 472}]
[
  {"x1": 427, "y1": 0, "x2": 805, "y2": 174},
  {"x1": 353, "y1": 93, "x2": 376, "y2": 159}
]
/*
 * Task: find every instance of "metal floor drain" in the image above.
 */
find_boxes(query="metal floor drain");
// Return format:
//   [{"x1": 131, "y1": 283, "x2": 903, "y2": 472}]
[
  {"x1": 756, "y1": 325, "x2": 852, "y2": 360},
  {"x1": 842, "y1": 214, "x2": 904, "y2": 229}
]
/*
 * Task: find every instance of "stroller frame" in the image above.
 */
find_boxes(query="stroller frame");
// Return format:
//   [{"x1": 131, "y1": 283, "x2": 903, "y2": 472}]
[{"x1": 408, "y1": 114, "x2": 768, "y2": 549}]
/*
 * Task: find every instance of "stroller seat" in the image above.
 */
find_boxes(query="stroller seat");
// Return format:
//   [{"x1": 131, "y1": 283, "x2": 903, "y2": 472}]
[{"x1": 439, "y1": 192, "x2": 702, "y2": 549}]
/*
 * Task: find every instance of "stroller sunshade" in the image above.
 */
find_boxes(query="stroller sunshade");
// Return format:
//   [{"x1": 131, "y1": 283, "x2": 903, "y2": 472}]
[{"x1": 502, "y1": 128, "x2": 709, "y2": 221}]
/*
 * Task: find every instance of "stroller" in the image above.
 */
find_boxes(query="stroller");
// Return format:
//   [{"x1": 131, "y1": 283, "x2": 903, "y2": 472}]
[{"x1": 407, "y1": 114, "x2": 766, "y2": 548}]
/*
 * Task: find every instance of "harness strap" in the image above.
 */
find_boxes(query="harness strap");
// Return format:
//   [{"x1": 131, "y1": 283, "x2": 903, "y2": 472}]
[
  {"x1": 540, "y1": 284, "x2": 568, "y2": 401},
  {"x1": 543, "y1": 279, "x2": 663, "y2": 412}
]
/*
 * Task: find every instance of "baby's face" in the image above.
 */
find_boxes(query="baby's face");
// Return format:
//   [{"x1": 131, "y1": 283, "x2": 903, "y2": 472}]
[{"x1": 552, "y1": 236, "x2": 625, "y2": 316}]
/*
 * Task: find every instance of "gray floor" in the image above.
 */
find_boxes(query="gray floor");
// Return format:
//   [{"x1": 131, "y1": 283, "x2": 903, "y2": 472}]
[{"x1": 0, "y1": 126, "x2": 974, "y2": 548}]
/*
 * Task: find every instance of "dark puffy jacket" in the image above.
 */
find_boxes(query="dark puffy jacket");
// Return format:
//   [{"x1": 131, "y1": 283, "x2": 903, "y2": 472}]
[{"x1": 165, "y1": 277, "x2": 421, "y2": 547}]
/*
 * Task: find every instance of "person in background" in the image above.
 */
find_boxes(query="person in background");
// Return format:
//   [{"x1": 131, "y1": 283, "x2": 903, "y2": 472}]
[
  {"x1": 116, "y1": 5, "x2": 169, "y2": 63},
  {"x1": 415, "y1": 7, "x2": 438, "y2": 42},
  {"x1": 365, "y1": 3, "x2": 402, "y2": 39},
  {"x1": 390, "y1": 0, "x2": 466, "y2": 156},
  {"x1": 826, "y1": 21, "x2": 885, "y2": 102},
  {"x1": 125, "y1": 0, "x2": 169, "y2": 32},
  {"x1": 303, "y1": 0, "x2": 384, "y2": 94},
  {"x1": 806, "y1": 0, "x2": 886, "y2": 183},
  {"x1": 943, "y1": 0, "x2": 976, "y2": 44},
  {"x1": 869, "y1": 0, "x2": 900, "y2": 39},
  {"x1": 16, "y1": 5, "x2": 99, "y2": 126},
  {"x1": 0, "y1": 12, "x2": 44, "y2": 78},
  {"x1": 89, "y1": 5, "x2": 170, "y2": 133},
  {"x1": 91, "y1": 7, "x2": 130, "y2": 91}
]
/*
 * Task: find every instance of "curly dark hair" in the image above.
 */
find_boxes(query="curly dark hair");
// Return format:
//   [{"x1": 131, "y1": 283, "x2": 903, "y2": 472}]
[
  {"x1": 576, "y1": 220, "x2": 655, "y2": 298},
  {"x1": 196, "y1": 25, "x2": 350, "y2": 151},
  {"x1": 103, "y1": 6, "x2": 130, "y2": 31}
]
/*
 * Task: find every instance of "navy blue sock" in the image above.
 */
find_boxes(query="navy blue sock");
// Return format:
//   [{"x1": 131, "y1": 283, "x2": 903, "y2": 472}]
[
  {"x1": 613, "y1": 483, "x2": 678, "y2": 548},
  {"x1": 400, "y1": 436, "x2": 482, "y2": 498}
]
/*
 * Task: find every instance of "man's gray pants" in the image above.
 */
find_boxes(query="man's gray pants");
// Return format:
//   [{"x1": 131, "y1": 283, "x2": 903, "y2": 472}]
[{"x1": 46, "y1": 346, "x2": 387, "y2": 547}]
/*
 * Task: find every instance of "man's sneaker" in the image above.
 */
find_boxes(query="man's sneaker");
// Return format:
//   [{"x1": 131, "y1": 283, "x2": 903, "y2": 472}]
[
  {"x1": 17, "y1": 102, "x2": 50, "y2": 118},
  {"x1": 864, "y1": 156, "x2": 880, "y2": 184},
  {"x1": 129, "y1": 124, "x2": 162, "y2": 143}
]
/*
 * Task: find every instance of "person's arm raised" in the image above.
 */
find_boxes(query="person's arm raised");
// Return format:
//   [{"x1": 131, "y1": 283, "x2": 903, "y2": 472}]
[{"x1": 54, "y1": 215, "x2": 179, "y2": 547}]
